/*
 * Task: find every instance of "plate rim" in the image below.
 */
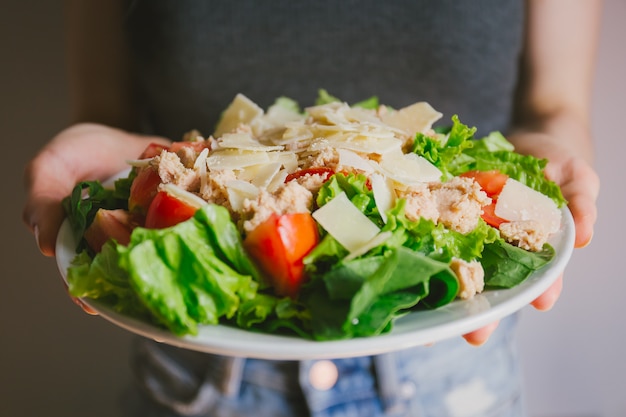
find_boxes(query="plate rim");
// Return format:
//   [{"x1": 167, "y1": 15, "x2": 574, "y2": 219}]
[{"x1": 55, "y1": 205, "x2": 575, "y2": 360}]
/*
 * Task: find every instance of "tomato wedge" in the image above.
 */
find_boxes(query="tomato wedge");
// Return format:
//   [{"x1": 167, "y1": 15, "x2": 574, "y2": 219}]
[
  {"x1": 84, "y1": 209, "x2": 138, "y2": 252},
  {"x1": 145, "y1": 190, "x2": 198, "y2": 229},
  {"x1": 129, "y1": 167, "x2": 162, "y2": 215},
  {"x1": 460, "y1": 170, "x2": 508, "y2": 198},
  {"x1": 139, "y1": 142, "x2": 170, "y2": 159},
  {"x1": 243, "y1": 213, "x2": 319, "y2": 298},
  {"x1": 460, "y1": 170, "x2": 509, "y2": 228},
  {"x1": 285, "y1": 167, "x2": 334, "y2": 183},
  {"x1": 479, "y1": 203, "x2": 508, "y2": 228}
]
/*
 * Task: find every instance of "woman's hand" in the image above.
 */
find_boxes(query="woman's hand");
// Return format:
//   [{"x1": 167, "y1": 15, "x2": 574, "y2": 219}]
[
  {"x1": 22, "y1": 123, "x2": 170, "y2": 257},
  {"x1": 508, "y1": 130, "x2": 599, "y2": 249},
  {"x1": 462, "y1": 128, "x2": 600, "y2": 346}
]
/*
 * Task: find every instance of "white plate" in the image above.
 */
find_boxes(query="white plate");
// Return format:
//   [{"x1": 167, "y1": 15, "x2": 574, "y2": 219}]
[{"x1": 56, "y1": 207, "x2": 574, "y2": 360}]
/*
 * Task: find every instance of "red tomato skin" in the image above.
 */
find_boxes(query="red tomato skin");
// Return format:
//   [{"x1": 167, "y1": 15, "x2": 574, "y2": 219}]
[
  {"x1": 460, "y1": 170, "x2": 509, "y2": 198},
  {"x1": 144, "y1": 191, "x2": 198, "y2": 229},
  {"x1": 460, "y1": 170, "x2": 510, "y2": 227},
  {"x1": 480, "y1": 203, "x2": 508, "y2": 228},
  {"x1": 84, "y1": 209, "x2": 138, "y2": 252},
  {"x1": 129, "y1": 167, "x2": 162, "y2": 215},
  {"x1": 285, "y1": 167, "x2": 334, "y2": 183},
  {"x1": 244, "y1": 213, "x2": 319, "y2": 298},
  {"x1": 276, "y1": 213, "x2": 320, "y2": 287},
  {"x1": 244, "y1": 215, "x2": 292, "y2": 293},
  {"x1": 139, "y1": 143, "x2": 170, "y2": 159},
  {"x1": 169, "y1": 141, "x2": 211, "y2": 153}
]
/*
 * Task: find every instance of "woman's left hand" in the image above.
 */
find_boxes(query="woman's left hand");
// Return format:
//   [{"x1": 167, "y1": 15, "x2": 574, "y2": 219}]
[{"x1": 462, "y1": 129, "x2": 600, "y2": 346}]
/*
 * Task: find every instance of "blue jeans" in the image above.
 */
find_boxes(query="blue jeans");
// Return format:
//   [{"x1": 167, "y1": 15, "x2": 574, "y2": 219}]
[{"x1": 123, "y1": 314, "x2": 525, "y2": 417}]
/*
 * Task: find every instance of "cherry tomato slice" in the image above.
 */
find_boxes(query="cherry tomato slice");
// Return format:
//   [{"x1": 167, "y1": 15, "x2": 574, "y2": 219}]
[
  {"x1": 460, "y1": 170, "x2": 510, "y2": 227},
  {"x1": 129, "y1": 167, "x2": 161, "y2": 215},
  {"x1": 285, "y1": 167, "x2": 334, "y2": 183},
  {"x1": 460, "y1": 170, "x2": 509, "y2": 198},
  {"x1": 145, "y1": 191, "x2": 198, "y2": 229},
  {"x1": 243, "y1": 213, "x2": 319, "y2": 298},
  {"x1": 139, "y1": 143, "x2": 170, "y2": 159}
]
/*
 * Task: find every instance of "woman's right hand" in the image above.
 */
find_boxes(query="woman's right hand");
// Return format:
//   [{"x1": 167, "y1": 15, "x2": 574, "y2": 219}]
[{"x1": 22, "y1": 123, "x2": 170, "y2": 257}]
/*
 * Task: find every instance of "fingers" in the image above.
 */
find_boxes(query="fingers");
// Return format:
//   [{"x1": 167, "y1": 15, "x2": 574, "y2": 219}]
[
  {"x1": 462, "y1": 320, "x2": 500, "y2": 346},
  {"x1": 461, "y1": 276, "x2": 562, "y2": 346},
  {"x1": 60, "y1": 279, "x2": 99, "y2": 315},
  {"x1": 563, "y1": 183, "x2": 599, "y2": 249},
  {"x1": 531, "y1": 275, "x2": 563, "y2": 311},
  {"x1": 23, "y1": 195, "x2": 67, "y2": 256},
  {"x1": 569, "y1": 193, "x2": 597, "y2": 248},
  {"x1": 23, "y1": 145, "x2": 79, "y2": 256},
  {"x1": 557, "y1": 157, "x2": 600, "y2": 248},
  {"x1": 71, "y1": 297, "x2": 99, "y2": 316},
  {"x1": 22, "y1": 123, "x2": 170, "y2": 256}
]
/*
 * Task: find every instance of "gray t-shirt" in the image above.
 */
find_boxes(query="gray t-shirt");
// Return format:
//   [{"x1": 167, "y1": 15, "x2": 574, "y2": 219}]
[{"x1": 125, "y1": 0, "x2": 524, "y2": 140}]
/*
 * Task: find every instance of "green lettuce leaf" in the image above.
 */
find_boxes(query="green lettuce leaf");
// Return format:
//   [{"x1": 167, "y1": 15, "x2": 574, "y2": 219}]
[
  {"x1": 381, "y1": 200, "x2": 499, "y2": 263},
  {"x1": 303, "y1": 247, "x2": 458, "y2": 340},
  {"x1": 62, "y1": 180, "x2": 130, "y2": 251},
  {"x1": 412, "y1": 115, "x2": 476, "y2": 180},
  {"x1": 315, "y1": 89, "x2": 379, "y2": 109},
  {"x1": 68, "y1": 205, "x2": 264, "y2": 336},
  {"x1": 412, "y1": 120, "x2": 566, "y2": 207},
  {"x1": 67, "y1": 242, "x2": 150, "y2": 320},
  {"x1": 317, "y1": 172, "x2": 382, "y2": 225},
  {"x1": 482, "y1": 240, "x2": 556, "y2": 288}
]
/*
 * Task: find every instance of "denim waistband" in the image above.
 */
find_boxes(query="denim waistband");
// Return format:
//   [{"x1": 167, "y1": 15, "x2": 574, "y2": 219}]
[
  {"x1": 131, "y1": 314, "x2": 522, "y2": 417},
  {"x1": 131, "y1": 340, "x2": 405, "y2": 415}
]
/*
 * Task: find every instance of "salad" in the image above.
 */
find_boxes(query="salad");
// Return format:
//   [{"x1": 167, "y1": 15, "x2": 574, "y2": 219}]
[{"x1": 63, "y1": 91, "x2": 566, "y2": 341}]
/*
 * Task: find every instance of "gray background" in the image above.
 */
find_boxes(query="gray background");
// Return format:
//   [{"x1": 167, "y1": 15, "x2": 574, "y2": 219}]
[{"x1": 1, "y1": 2, "x2": 624, "y2": 416}]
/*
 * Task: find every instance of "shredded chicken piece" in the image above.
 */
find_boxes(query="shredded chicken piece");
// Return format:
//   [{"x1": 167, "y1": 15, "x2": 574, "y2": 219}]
[
  {"x1": 430, "y1": 177, "x2": 490, "y2": 234},
  {"x1": 450, "y1": 258, "x2": 485, "y2": 299},
  {"x1": 175, "y1": 146, "x2": 197, "y2": 168},
  {"x1": 396, "y1": 183, "x2": 439, "y2": 223},
  {"x1": 242, "y1": 181, "x2": 313, "y2": 232},
  {"x1": 292, "y1": 173, "x2": 331, "y2": 194},
  {"x1": 198, "y1": 169, "x2": 237, "y2": 208},
  {"x1": 301, "y1": 146, "x2": 339, "y2": 170},
  {"x1": 499, "y1": 220, "x2": 550, "y2": 251},
  {"x1": 151, "y1": 151, "x2": 199, "y2": 191}
]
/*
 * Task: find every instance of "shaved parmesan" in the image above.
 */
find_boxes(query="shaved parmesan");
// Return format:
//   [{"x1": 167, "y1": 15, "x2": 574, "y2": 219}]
[
  {"x1": 495, "y1": 178, "x2": 562, "y2": 234},
  {"x1": 312, "y1": 192, "x2": 380, "y2": 252},
  {"x1": 407, "y1": 154, "x2": 442, "y2": 182},
  {"x1": 214, "y1": 94, "x2": 264, "y2": 137},
  {"x1": 324, "y1": 135, "x2": 403, "y2": 155},
  {"x1": 194, "y1": 148, "x2": 209, "y2": 193},
  {"x1": 237, "y1": 162, "x2": 282, "y2": 188},
  {"x1": 370, "y1": 173, "x2": 396, "y2": 223},
  {"x1": 306, "y1": 102, "x2": 348, "y2": 123},
  {"x1": 343, "y1": 107, "x2": 384, "y2": 124},
  {"x1": 206, "y1": 149, "x2": 270, "y2": 170},
  {"x1": 380, "y1": 102, "x2": 443, "y2": 136},
  {"x1": 378, "y1": 152, "x2": 442, "y2": 185},
  {"x1": 161, "y1": 183, "x2": 207, "y2": 209},
  {"x1": 226, "y1": 180, "x2": 259, "y2": 212},
  {"x1": 277, "y1": 124, "x2": 315, "y2": 144},
  {"x1": 217, "y1": 132, "x2": 284, "y2": 152},
  {"x1": 268, "y1": 151, "x2": 298, "y2": 172},
  {"x1": 251, "y1": 99, "x2": 305, "y2": 135},
  {"x1": 267, "y1": 168, "x2": 290, "y2": 192},
  {"x1": 344, "y1": 231, "x2": 393, "y2": 262},
  {"x1": 126, "y1": 158, "x2": 152, "y2": 168},
  {"x1": 193, "y1": 148, "x2": 210, "y2": 170},
  {"x1": 337, "y1": 148, "x2": 375, "y2": 173}
]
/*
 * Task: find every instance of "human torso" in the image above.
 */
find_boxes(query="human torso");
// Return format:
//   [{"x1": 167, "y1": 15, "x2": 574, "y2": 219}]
[{"x1": 125, "y1": 0, "x2": 525, "y2": 140}]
